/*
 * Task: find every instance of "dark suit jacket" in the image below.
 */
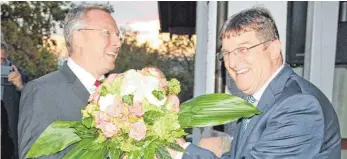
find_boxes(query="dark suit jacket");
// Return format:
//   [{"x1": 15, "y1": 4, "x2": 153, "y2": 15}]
[
  {"x1": 18, "y1": 63, "x2": 90, "y2": 159},
  {"x1": 1, "y1": 61, "x2": 29, "y2": 159},
  {"x1": 184, "y1": 65, "x2": 341, "y2": 159}
]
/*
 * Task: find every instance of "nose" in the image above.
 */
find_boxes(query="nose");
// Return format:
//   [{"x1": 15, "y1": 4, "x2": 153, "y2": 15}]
[
  {"x1": 110, "y1": 35, "x2": 122, "y2": 48},
  {"x1": 226, "y1": 53, "x2": 241, "y2": 69}
]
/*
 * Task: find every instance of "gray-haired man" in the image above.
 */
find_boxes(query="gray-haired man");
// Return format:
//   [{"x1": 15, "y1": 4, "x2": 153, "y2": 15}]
[{"x1": 18, "y1": 3, "x2": 122, "y2": 158}]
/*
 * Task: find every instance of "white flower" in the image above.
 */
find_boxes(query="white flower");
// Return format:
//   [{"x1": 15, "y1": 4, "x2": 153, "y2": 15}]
[
  {"x1": 145, "y1": 92, "x2": 167, "y2": 107},
  {"x1": 120, "y1": 69, "x2": 167, "y2": 107},
  {"x1": 120, "y1": 69, "x2": 139, "y2": 96},
  {"x1": 98, "y1": 94, "x2": 116, "y2": 111}
]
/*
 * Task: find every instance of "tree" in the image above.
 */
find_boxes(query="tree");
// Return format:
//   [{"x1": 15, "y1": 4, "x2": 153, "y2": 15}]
[
  {"x1": 1, "y1": 1, "x2": 74, "y2": 80},
  {"x1": 114, "y1": 33, "x2": 196, "y2": 102}
]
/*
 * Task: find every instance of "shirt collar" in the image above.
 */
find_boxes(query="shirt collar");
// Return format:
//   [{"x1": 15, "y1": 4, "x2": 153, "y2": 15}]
[
  {"x1": 252, "y1": 65, "x2": 285, "y2": 101},
  {"x1": 67, "y1": 58, "x2": 104, "y2": 94}
]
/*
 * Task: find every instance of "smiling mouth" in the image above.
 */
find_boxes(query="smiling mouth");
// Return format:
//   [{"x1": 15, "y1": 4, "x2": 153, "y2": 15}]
[
  {"x1": 105, "y1": 51, "x2": 118, "y2": 56},
  {"x1": 236, "y1": 69, "x2": 249, "y2": 74}
]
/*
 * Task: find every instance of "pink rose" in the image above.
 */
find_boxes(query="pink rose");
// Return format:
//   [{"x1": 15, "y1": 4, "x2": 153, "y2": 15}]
[
  {"x1": 107, "y1": 96, "x2": 124, "y2": 117},
  {"x1": 104, "y1": 73, "x2": 120, "y2": 85},
  {"x1": 129, "y1": 121, "x2": 147, "y2": 141},
  {"x1": 95, "y1": 111, "x2": 111, "y2": 125},
  {"x1": 143, "y1": 67, "x2": 165, "y2": 79},
  {"x1": 97, "y1": 121, "x2": 119, "y2": 138},
  {"x1": 160, "y1": 78, "x2": 168, "y2": 91},
  {"x1": 168, "y1": 95, "x2": 180, "y2": 112},
  {"x1": 129, "y1": 101, "x2": 144, "y2": 117},
  {"x1": 88, "y1": 92, "x2": 100, "y2": 104}
]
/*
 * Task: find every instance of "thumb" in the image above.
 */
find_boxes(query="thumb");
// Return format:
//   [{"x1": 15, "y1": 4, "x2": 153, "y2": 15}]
[{"x1": 11, "y1": 64, "x2": 19, "y2": 73}]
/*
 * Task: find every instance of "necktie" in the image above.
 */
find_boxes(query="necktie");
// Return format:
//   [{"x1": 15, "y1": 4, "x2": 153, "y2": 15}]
[
  {"x1": 94, "y1": 80, "x2": 102, "y2": 87},
  {"x1": 241, "y1": 95, "x2": 256, "y2": 133}
]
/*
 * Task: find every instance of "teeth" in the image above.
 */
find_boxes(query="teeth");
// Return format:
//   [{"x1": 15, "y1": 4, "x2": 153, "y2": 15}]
[
  {"x1": 106, "y1": 51, "x2": 117, "y2": 56},
  {"x1": 237, "y1": 69, "x2": 249, "y2": 74}
]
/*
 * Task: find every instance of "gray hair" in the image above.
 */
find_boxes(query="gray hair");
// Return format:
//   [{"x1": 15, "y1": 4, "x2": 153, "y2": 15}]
[
  {"x1": 63, "y1": 3, "x2": 114, "y2": 48},
  {"x1": 219, "y1": 7, "x2": 279, "y2": 42}
]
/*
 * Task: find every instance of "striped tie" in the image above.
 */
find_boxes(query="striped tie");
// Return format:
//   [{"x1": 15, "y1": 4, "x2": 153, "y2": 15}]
[{"x1": 241, "y1": 95, "x2": 256, "y2": 133}]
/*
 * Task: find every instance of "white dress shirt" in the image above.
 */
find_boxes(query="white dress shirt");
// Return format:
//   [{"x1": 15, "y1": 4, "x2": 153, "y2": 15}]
[
  {"x1": 175, "y1": 65, "x2": 285, "y2": 159},
  {"x1": 67, "y1": 58, "x2": 104, "y2": 94}
]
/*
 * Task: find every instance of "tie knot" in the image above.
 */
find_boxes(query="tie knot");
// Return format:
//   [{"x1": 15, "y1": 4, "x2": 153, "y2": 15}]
[
  {"x1": 94, "y1": 80, "x2": 102, "y2": 87},
  {"x1": 246, "y1": 95, "x2": 256, "y2": 104}
]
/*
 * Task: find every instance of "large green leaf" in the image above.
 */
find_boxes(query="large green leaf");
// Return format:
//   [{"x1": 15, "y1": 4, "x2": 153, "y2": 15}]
[
  {"x1": 63, "y1": 138, "x2": 107, "y2": 159},
  {"x1": 108, "y1": 148, "x2": 122, "y2": 159},
  {"x1": 166, "y1": 142, "x2": 185, "y2": 153},
  {"x1": 26, "y1": 121, "x2": 82, "y2": 158},
  {"x1": 63, "y1": 138, "x2": 93, "y2": 159},
  {"x1": 144, "y1": 142, "x2": 156, "y2": 159},
  {"x1": 178, "y1": 93, "x2": 261, "y2": 128},
  {"x1": 155, "y1": 145, "x2": 172, "y2": 159}
]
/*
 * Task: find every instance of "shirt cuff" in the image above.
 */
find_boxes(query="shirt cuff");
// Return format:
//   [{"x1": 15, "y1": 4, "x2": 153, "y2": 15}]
[{"x1": 175, "y1": 142, "x2": 191, "y2": 159}]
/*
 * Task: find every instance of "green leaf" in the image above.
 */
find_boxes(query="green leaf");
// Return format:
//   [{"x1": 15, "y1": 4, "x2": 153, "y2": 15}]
[
  {"x1": 155, "y1": 144, "x2": 172, "y2": 159},
  {"x1": 82, "y1": 117, "x2": 92, "y2": 128},
  {"x1": 63, "y1": 138, "x2": 108, "y2": 159},
  {"x1": 108, "y1": 148, "x2": 122, "y2": 159},
  {"x1": 144, "y1": 142, "x2": 156, "y2": 159},
  {"x1": 143, "y1": 111, "x2": 163, "y2": 124},
  {"x1": 84, "y1": 137, "x2": 105, "y2": 151},
  {"x1": 152, "y1": 89, "x2": 165, "y2": 100},
  {"x1": 122, "y1": 94, "x2": 134, "y2": 105},
  {"x1": 126, "y1": 151, "x2": 141, "y2": 159},
  {"x1": 166, "y1": 142, "x2": 185, "y2": 152},
  {"x1": 83, "y1": 147, "x2": 108, "y2": 159},
  {"x1": 26, "y1": 121, "x2": 82, "y2": 158},
  {"x1": 63, "y1": 138, "x2": 93, "y2": 159},
  {"x1": 72, "y1": 123, "x2": 97, "y2": 139},
  {"x1": 178, "y1": 93, "x2": 262, "y2": 128},
  {"x1": 100, "y1": 85, "x2": 108, "y2": 96}
]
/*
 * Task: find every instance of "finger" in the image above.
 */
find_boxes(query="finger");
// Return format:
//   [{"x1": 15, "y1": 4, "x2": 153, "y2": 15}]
[
  {"x1": 12, "y1": 64, "x2": 19, "y2": 73},
  {"x1": 8, "y1": 72, "x2": 17, "y2": 79}
]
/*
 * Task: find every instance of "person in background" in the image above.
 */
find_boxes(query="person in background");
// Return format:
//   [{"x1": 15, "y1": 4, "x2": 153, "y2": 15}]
[{"x1": 1, "y1": 40, "x2": 29, "y2": 159}]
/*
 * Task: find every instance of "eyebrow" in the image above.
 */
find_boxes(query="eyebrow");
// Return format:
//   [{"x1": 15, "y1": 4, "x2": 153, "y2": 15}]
[{"x1": 221, "y1": 41, "x2": 250, "y2": 52}]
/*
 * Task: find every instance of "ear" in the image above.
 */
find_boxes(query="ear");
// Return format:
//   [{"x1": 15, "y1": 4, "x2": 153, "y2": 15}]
[{"x1": 269, "y1": 39, "x2": 281, "y2": 60}]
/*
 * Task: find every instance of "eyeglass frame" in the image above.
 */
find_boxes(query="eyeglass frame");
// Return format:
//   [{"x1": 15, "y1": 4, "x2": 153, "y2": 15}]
[
  {"x1": 216, "y1": 39, "x2": 274, "y2": 61},
  {"x1": 77, "y1": 28, "x2": 124, "y2": 42}
]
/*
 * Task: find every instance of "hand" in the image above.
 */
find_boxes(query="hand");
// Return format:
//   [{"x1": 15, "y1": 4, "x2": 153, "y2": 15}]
[
  {"x1": 8, "y1": 65, "x2": 24, "y2": 89},
  {"x1": 198, "y1": 137, "x2": 227, "y2": 157},
  {"x1": 167, "y1": 138, "x2": 186, "y2": 158}
]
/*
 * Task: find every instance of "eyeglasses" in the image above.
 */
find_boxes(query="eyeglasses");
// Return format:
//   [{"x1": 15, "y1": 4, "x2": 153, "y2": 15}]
[
  {"x1": 78, "y1": 28, "x2": 124, "y2": 43},
  {"x1": 216, "y1": 39, "x2": 273, "y2": 61}
]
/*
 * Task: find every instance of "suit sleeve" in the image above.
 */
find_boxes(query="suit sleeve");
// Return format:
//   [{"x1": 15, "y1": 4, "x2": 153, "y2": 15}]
[
  {"x1": 18, "y1": 81, "x2": 61, "y2": 159},
  {"x1": 183, "y1": 144, "x2": 220, "y2": 159},
  {"x1": 247, "y1": 94, "x2": 324, "y2": 159}
]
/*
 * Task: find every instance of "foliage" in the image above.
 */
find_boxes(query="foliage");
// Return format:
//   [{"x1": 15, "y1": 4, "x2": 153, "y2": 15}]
[{"x1": 1, "y1": 1, "x2": 74, "y2": 80}]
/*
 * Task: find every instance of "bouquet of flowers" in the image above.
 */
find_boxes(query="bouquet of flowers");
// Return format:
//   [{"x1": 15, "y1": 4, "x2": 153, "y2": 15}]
[{"x1": 26, "y1": 67, "x2": 261, "y2": 159}]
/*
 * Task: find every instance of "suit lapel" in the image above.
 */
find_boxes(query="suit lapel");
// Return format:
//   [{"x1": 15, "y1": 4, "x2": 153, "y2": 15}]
[
  {"x1": 231, "y1": 118, "x2": 242, "y2": 156},
  {"x1": 59, "y1": 62, "x2": 90, "y2": 105},
  {"x1": 234, "y1": 65, "x2": 294, "y2": 157}
]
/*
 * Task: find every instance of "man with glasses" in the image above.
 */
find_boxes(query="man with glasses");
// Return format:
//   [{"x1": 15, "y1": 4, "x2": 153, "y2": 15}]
[
  {"x1": 18, "y1": 3, "x2": 122, "y2": 159},
  {"x1": 170, "y1": 7, "x2": 340, "y2": 159}
]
